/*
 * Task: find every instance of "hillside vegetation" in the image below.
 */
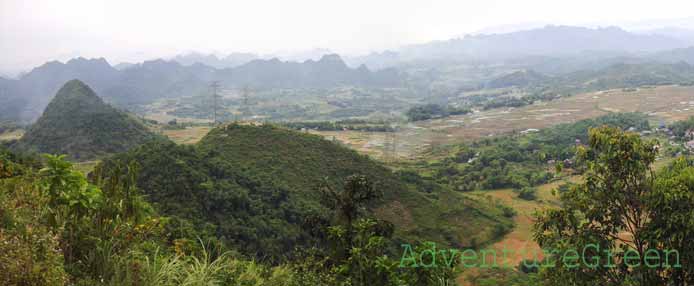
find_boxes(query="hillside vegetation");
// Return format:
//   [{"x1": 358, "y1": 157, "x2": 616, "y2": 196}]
[
  {"x1": 12, "y1": 80, "x2": 159, "y2": 161},
  {"x1": 100, "y1": 123, "x2": 514, "y2": 261},
  {"x1": 1, "y1": 146, "x2": 455, "y2": 285},
  {"x1": 423, "y1": 113, "x2": 650, "y2": 191}
]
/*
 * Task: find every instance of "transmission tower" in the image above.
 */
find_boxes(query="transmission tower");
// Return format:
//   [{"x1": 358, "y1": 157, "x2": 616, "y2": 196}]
[
  {"x1": 384, "y1": 114, "x2": 399, "y2": 163},
  {"x1": 243, "y1": 86, "x2": 250, "y2": 107},
  {"x1": 241, "y1": 85, "x2": 251, "y2": 122},
  {"x1": 210, "y1": 81, "x2": 220, "y2": 125},
  {"x1": 390, "y1": 121, "x2": 399, "y2": 162}
]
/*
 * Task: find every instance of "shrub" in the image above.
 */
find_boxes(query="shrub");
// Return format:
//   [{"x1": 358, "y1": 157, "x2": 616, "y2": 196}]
[{"x1": 516, "y1": 187, "x2": 537, "y2": 200}]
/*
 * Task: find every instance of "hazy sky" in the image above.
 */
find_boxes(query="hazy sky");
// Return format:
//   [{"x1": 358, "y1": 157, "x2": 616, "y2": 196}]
[{"x1": 2, "y1": 0, "x2": 694, "y2": 74}]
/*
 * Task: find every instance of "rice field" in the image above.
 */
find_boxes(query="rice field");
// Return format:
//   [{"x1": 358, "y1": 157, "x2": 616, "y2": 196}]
[
  {"x1": 152, "y1": 86, "x2": 694, "y2": 161},
  {"x1": 161, "y1": 126, "x2": 213, "y2": 144},
  {"x1": 314, "y1": 85, "x2": 694, "y2": 160}
]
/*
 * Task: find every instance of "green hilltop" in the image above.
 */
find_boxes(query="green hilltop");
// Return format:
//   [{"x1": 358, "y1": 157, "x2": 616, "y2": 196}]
[
  {"x1": 13, "y1": 79, "x2": 158, "y2": 160},
  {"x1": 101, "y1": 123, "x2": 513, "y2": 260}
]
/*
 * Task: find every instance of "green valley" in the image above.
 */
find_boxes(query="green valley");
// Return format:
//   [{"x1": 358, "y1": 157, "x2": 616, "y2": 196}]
[{"x1": 6, "y1": 8, "x2": 694, "y2": 286}]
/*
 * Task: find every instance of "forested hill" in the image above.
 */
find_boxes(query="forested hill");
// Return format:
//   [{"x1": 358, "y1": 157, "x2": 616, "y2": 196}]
[
  {"x1": 100, "y1": 123, "x2": 513, "y2": 260},
  {"x1": 196, "y1": 124, "x2": 405, "y2": 199},
  {"x1": 12, "y1": 80, "x2": 159, "y2": 161}
]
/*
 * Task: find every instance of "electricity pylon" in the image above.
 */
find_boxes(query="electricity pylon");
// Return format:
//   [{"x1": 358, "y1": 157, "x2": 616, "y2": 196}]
[{"x1": 210, "y1": 81, "x2": 220, "y2": 125}]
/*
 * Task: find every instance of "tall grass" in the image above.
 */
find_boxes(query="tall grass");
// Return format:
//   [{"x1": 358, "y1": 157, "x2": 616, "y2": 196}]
[
  {"x1": 180, "y1": 242, "x2": 229, "y2": 286},
  {"x1": 135, "y1": 248, "x2": 182, "y2": 286},
  {"x1": 108, "y1": 240, "x2": 282, "y2": 286}
]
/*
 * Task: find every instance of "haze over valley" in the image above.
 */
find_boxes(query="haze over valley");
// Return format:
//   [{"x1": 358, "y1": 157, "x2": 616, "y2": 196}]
[{"x1": 4, "y1": 1, "x2": 694, "y2": 285}]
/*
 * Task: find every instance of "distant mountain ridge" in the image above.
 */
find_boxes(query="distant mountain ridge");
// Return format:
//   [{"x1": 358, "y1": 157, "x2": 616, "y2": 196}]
[
  {"x1": 487, "y1": 69, "x2": 549, "y2": 88},
  {"x1": 172, "y1": 52, "x2": 258, "y2": 69},
  {"x1": 4, "y1": 24, "x2": 694, "y2": 123},
  {"x1": 637, "y1": 27, "x2": 694, "y2": 45},
  {"x1": 217, "y1": 54, "x2": 401, "y2": 88},
  {"x1": 0, "y1": 57, "x2": 121, "y2": 122},
  {"x1": 486, "y1": 62, "x2": 694, "y2": 91},
  {"x1": 649, "y1": 47, "x2": 694, "y2": 64},
  {"x1": 353, "y1": 25, "x2": 689, "y2": 69},
  {"x1": 0, "y1": 54, "x2": 403, "y2": 122}
]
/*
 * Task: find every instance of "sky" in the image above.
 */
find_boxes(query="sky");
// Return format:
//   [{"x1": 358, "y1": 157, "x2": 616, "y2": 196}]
[{"x1": 2, "y1": 0, "x2": 694, "y2": 75}]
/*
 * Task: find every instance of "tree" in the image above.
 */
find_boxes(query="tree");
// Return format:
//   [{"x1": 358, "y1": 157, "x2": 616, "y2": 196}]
[
  {"x1": 516, "y1": 186, "x2": 537, "y2": 200},
  {"x1": 319, "y1": 174, "x2": 385, "y2": 262},
  {"x1": 647, "y1": 157, "x2": 694, "y2": 284},
  {"x1": 318, "y1": 175, "x2": 452, "y2": 286},
  {"x1": 533, "y1": 126, "x2": 691, "y2": 285},
  {"x1": 39, "y1": 154, "x2": 103, "y2": 265},
  {"x1": 320, "y1": 174, "x2": 382, "y2": 229}
]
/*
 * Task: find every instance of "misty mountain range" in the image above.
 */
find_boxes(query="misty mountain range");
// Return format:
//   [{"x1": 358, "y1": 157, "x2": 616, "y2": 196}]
[
  {"x1": 172, "y1": 52, "x2": 259, "y2": 69},
  {"x1": 166, "y1": 26, "x2": 694, "y2": 71},
  {"x1": 169, "y1": 48, "x2": 336, "y2": 70},
  {"x1": 353, "y1": 25, "x2": 694, "y2": 69},
  {"x1": 0, "y1": 54, "x2": 401, "y2": 122},
  {"x1": 5, "y1": 25, "x2": 694, "y2": 123}
]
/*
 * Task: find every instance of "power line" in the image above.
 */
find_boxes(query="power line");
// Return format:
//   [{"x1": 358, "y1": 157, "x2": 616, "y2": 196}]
[
  {"x1": 384, "y1": 114, "x2": 399, "y2": 163},
  {"x1": 242, "y1": 85, "x2": 251, "y2": 121},
  {"x1": 210, "y1": 81, "x2": 220, "y2": 125},
  {"x1": 392, "y1": 124, "x2": 398, "y2": 160}
]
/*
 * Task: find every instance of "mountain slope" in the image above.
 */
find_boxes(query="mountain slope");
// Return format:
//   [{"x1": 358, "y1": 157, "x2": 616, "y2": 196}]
[
  {"x1": 7, "y1": 58, "x2": 120, "y2": 121},
  {"x1": 102, "y1": 59, "x2": 212, "y2": 106},
  {"x1": 0, "y1": 77, "x2": 25, "y2": 121},
  {"x1": 13, "y1": 80, "x2": 158, "y2": 160},
  {"x1": 487, "y1": 69, "x2": 550, "y2": 88},
  {"x1": 483, "y1": 62, "x2": 694, "y2": 94},
  {"x1": 216, "y1": 54, "x2": 402, "y2": 88},
  {"x1": 101, "y1": 123, "x2": 513, "y2": 260},
  {"x1": 172, "y1": 52, "x2": 258, "y2": 68},
  {"x1": 650, "y1": 47, "x2": 694, "y2": 64}
]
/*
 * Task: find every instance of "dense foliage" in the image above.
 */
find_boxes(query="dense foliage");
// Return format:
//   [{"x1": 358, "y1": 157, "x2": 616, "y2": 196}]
[
  {"x1": 96, "y1": 123, "x2": 516, "y2": 268},
  {"x1": 534, "y1": 126, "x2": 694, "y2": 285},
  {"x1": 515, "y1": 186, "x2": 537, "y2": 200},
  {"x1": 405, "y1": 104, "x2": 471, "y2": 121},
  {"x1": 669, "y1": 115, "x2": 694, "y2": 139},
  {"x1": 100, "y1": 124, "x2": 419, "y2": 259},
  {"x1": 281, "y1": 119, "x2": 395, "y2": 132},
  {"x1": 1, "y1": 147, "x2": 453, "y2": 285},
  {"x1": 427, "y1": 113, "x2": 650, "y2": 191}
]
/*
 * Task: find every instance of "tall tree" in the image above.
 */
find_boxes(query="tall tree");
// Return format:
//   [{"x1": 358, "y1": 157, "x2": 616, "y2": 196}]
[{"x1": 533, "y1": 126, "x2": 690, "y2": 285}]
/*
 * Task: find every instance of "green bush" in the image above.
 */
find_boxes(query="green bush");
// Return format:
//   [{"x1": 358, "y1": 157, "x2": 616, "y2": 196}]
[{"x1": 516, "y1": 187, "x2": 537, "y2": 200}]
